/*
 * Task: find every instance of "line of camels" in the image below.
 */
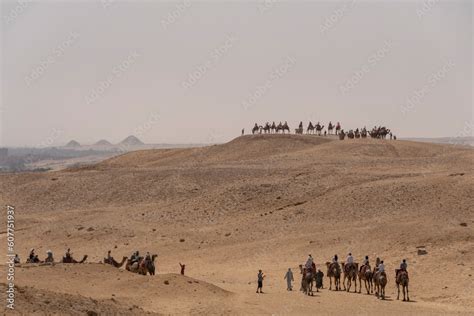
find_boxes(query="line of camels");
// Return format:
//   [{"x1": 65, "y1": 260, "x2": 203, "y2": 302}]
[
  {"x1": 250, "y1": 122, "x2": 395, "y2": 140},
  {"x1": 21, "y1": 249, "x2": 157, "y2": 276},
  {"x1": 299, "y1": 260, "x2": 409, "y2": 302}
]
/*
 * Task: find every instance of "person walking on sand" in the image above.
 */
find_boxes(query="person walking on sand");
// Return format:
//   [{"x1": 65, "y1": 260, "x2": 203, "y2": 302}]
[
  {"x1": 256, "y1": 269, "x2": 265, "y2": 293},
  {"x1": 284, "y1": 268, "x2": 294, "y2": 291},
  {"x1": 179, "y1": 262, "x2": 185, "y2": 275}
]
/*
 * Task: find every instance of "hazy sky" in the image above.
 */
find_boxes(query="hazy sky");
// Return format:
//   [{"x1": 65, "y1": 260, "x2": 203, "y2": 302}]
[{"x1": 1, "y1": 0, "x2": 472, "y2": 146}]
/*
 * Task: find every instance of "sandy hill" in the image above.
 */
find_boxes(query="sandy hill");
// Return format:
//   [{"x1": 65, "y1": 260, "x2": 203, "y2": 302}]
[
  {"x1": 119, "y1": 135, "x2": 144, "y2": 146},
  {"x1": 0, "y1": 135, "x2": 473, "y2": 315},
  {"x1": 64, "y1": 140, "x2": 81, "y2": 147}
]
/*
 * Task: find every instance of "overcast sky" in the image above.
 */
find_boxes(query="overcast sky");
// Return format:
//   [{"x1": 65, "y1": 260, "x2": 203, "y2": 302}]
[{"x1": 1, "y1": 0, "x2": 472, "y2": 146}]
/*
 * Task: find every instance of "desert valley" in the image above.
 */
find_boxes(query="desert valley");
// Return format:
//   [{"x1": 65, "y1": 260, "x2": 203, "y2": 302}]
[{"x1": 1, "y1": 134, "x2": 473, "y2": 315}]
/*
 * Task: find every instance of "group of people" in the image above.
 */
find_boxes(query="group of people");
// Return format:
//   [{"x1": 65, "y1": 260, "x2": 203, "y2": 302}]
[
  {"x1": 256, "y1": 253, "x2": 409, "y2": 294},
  {"x1": 16, "y1": 248, "x2": 58, "y2": 264}
]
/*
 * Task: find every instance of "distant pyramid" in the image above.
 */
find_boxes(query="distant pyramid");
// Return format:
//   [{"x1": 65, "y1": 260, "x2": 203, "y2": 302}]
[
  {"x1": 94, "y1": 139, "x2": 113, "y2": 146},
  {"x1": 65, "y1": 140, "x2": 81, "y2": 147},
  {"x1": 119, "y1": 135, "x2": 144, "y2": 146}
]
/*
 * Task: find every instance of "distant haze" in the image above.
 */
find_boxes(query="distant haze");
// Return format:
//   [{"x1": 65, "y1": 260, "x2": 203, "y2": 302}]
[{"x1": 1, "y1": 0, "x2": 472, "y2": 147}]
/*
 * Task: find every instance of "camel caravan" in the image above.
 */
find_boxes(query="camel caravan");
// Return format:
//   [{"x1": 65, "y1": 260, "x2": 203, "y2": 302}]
[
  {"x1": 22, "y1": 248, "x2": 87, "y2": 265},
  {"x1": 299, "y1": 254, "x2": 410, "y2": 301},
  {"x1": 249, "y1": 121, "x2": 396, "y2": 140},
  {"x1": 19, "y1": 248, "x2": 410, "y2": 302},
  {"x1": 17, "y1": 248, "x2": 157, "y2": 276}
]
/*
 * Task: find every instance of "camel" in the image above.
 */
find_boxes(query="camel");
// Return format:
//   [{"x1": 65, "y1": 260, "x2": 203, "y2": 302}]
[
  {"x1": 295, "y1": 127, "x2": 303, "y2": 134},
  {"x1": 396, "y1": 270, "x2": 410, "y2": 301},
  {"x1": 62, "y1": 254, "x2": 87, "y2": 264},
  {"x1": 328, "y1": 122, "x2": 334, "y2": 135},
  {"x1": 301, "y1": 268, "x2": 315, "y2": 296},
  {"x1": 104, "y1": 256, "x2": 128, "y2": 268},
  {"x1": 342, "y1": 262, "x2": 358, "y2": 292},
  {"x1": 307, "y1": 122, "x2": 315, "y2": 134},
  {"x1": 276, "y1": 122, "x2": 290, "y2": 134},
  {"x1": 358, "y1": 265, "x2": 373, "y2": 294},
  {"x1": 361, "y1": 128, "x2": 367, "y2": 138},
  {"x1": 262, "y1": 122, "x2": 271, "y2": 134},
  {"x1": 374, "y1": 271, "x2": 387, "y2": 299},
  {"x1": 335, "y1": 123, "x2": 341, "y2": 135},
  {"x1": 271, "y1": 122, "x2": 277, "y2": 133},
  {"x1": 252, "y1": 124, "x2": 261, "y2": 134},
  {"x1": 326, "y1": 262, "x2": 341, "y2": 291},
  {"x1": 339, "y1": 130, "x2": 346, "y2": 140},
  {"x1": 347, "y1": 130, "x2": 355, "y2": 139},
  {"x1": 144, "y1": 254, "x2": 158, "y2": 275},
  {"x1": 315, "y1": 124, "x2": 325, "y2": 136},
  {"x1": 126, "y1": 254, "x2": 157, "y2": 275},
  {"x1": 354, "y1": 128, "x2": 360, "y2": 139}
]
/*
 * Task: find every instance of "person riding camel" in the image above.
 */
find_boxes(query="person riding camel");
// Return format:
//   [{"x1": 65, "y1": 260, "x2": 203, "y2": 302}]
[
  {"x1": 305, "y1": 254, "x2": 314, "y2": 271},
  {"x1": 14, "y1": 254, "x2": 20, "y2": 264},
  {"x1": 345, "y1": 252, "x2": 354, "y2": 272},
  {"x1": 360, "y1": 255, "x2": 369, "y2": 272},
  {"x1": 29, "y1": 249, "x2": 35, "y2": 261},
  {"x1": 65, "y1": 248, "x2": 72, "y2": 260},
  {"x1": 131, "y1": 251, "x2": 140, "y2": 264},
  {"x1": 332, "y1": 254, "x2": 338, "y2": 263},
  {"x1": 145, "y1": 252, "x2": 151, "y2": 262},
  {"x1": 299, "y1": 121, "x2": 303, "y2": 129},
  {"x1": 45, "y1": 250, "x2": 54, "y2": 263},
  {"x1": 396, "y1": 259, "x2": 409, "y2": 279},
  {"x1": 378, "y1": 260, "x2": 385, "y2": 275}
]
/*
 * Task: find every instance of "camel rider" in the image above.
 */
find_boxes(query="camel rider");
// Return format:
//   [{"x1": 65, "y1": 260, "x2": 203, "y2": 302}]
[
  {"x1": 14, "y1": 254, "x2": 20, "y2": 264},
  {"x1": 107, "y1": 250, "x2": 113, "y2": 261},
  {"x1": 345, "y1": 253, "x2": 354, "y2": 272},
  {"x1": 378, "y1": 260, "x2": 385, "y2": 275},
  {"x1": 360, "y1": 255, "x2": 369, "y2": 272},
  {"x1": 397, "y1": 259, "x2": 409, "y2": 279},
  {"x1": 332, "y1": 254, "x2": 338, "y2": 264},
  {"x1": 46, "y1": 250, "x2": 54, "y2": 262},
  {"x1": 400, "y1": 259, "x2": 407, "y2": 271},
  {"x1": 299, "y1": 121, "x2": 303, "y2": 129},
  {"x1": 65, "y1": 248, "x2": 72, "y2": 259},
  {"x1": 131, "y1": 251, "x2": 140, "y2": 263},
  {"x1": 346, "y1": 253, "x2": 354, "y2": 264},
  {"x1": 29, "y1": 248, "x2": 35, "y2": 261},
  {"x1": 145, "y1": 252, "x2": 151, "y2": 262},
  {"x1": 304, "y1": 255, "x2": 313, "y2": 271}
]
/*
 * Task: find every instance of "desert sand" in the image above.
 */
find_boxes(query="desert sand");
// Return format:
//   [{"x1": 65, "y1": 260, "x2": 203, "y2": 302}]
[{"x1": 1, "y1": 134, "x2": 473, "y2": 315}]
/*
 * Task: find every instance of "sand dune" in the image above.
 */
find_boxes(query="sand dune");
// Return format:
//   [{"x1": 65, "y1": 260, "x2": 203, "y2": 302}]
[{"x1": 1, "y1": 135, "x2": 473, "y2": 314}]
